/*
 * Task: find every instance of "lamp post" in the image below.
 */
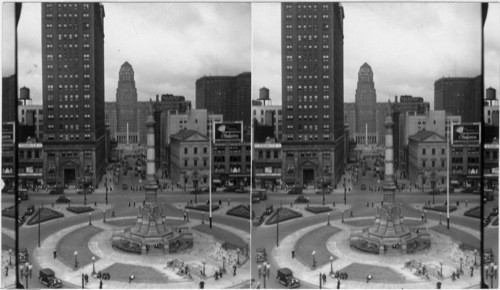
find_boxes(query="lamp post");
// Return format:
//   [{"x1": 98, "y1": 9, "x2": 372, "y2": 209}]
[
  {"x1": 38, "y1": 205, "x2": 42, "y2": 247},
  {"x1": 222, "y1": 256, "x2": 226, "y2": 273},
  {"x1": 74, "y1": 251, "x2": 79, "y2": 269},
  {"x1": 237, "y1": 248, "x2": 241, "y2": 265},
  {"x1": 91, "y1": 256, "x2": 96, "y2": 275},
  {"x1": 312, "y1": 251, "x2": 317, "y2": 268},
  {"x1": 89, "y1": 212, "x2": 92, "y2": 226},
  {"x1": 202, "y1": 259, "x2": 206, "y2": 277},
  {"x1": 459, "y1": 257, "x2": 463, "y2": 274},
  {"x1": 330, "y1": 256, "x2": 334, "y2": 275},
  {"x1": 8, "y1": 249, "x2": 12, "y2": 266},
  {"x1": 474, "y1": 249, "x2": 478, "y2": 266},
  {"x1": 341, "y1": 210, "x2": 344, "y2": 223},
  {"x1": 103, "y1": 209, "x2": 106, "y2": 223},
  {"x1": 23, "y1": 262, "x2": 29, "y2": 289},
  {"x1": 327, "y1": 212, "x2": 330, "y2": 226},
  {"x1": 440, "y1": 259, "x2": 443, "y2": 276}
]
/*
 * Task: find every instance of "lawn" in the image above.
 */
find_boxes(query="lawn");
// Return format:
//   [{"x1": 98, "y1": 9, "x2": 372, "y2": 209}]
[
  {"x1": 101, "y1": 263, "x2": 167, "y2": 283},
  {"x1": 56, "y1": 225, "x2": 103, "y2": 268},
  {"x1": 430, "y1": 224, "x2": 480, "y2": 250},
  {"x1": 265, "y1": 207, "x2": 303, "y2": 225},
  {"x1": 295, "y1": 226, "x2": 341, "y2": 268},
  {"x1": 192, "y1": 224, "x2": 247, "y2": 248},
  {"x1": 305, "y1": 206, "x2": 332, "y2": 214},
  {"x1": 226, "y1": 205, "x2": 251, "y2": 219},
  {"x1": 26, "y1": 208, "x2": 64, "y2": 225},
  {"x1": 423, "y1": 205, "x2": 457, "y2": 213},
  {"x1": 339, "y1": 262, "x2": 406, "y2": 283},
  {"x1": 464, "y1": 206, "x2": 481, "y2": 218}
]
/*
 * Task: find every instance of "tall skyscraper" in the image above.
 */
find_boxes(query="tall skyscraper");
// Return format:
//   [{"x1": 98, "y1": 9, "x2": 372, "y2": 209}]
[
  {"x1": 281, "y1": 2, "x2": 345, "y2": 188},
  {"x1": 116, "y1": 61, "x2": 138, "y2": 139},
  {"x1": 195, "y1": 72, "x2": 251, "y2": 129},
  {"x1": 41, "y1": 3, "x2": 106, "y2": 188},
  {"x1": 355, "y1": 63, "x2": 377, "y2": 143},
  {"x1": 434, "y1": 75, "x2": 482, "y2": 123}
]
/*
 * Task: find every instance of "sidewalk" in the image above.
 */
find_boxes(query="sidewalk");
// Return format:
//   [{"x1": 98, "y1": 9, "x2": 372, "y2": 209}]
[{"x1": 271, "y1": 218, "x2": 481, "y2": 289}]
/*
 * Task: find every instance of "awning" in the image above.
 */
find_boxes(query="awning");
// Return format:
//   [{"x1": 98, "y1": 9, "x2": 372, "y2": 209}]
[{"x1": 212, "y1": 179, "x2": 222, "y2": 183}]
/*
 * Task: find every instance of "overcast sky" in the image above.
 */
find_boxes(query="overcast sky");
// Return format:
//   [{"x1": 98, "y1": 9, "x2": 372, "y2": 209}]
[
  {"x1": 17, "y1": 3, "x2": 251, "y2": 106},
  {"x1": 252, "y1": 3, "x2": 482, "y2": 109},
  {"x1": 485, "y1": 3, "x2": 500, "y2": 92}
]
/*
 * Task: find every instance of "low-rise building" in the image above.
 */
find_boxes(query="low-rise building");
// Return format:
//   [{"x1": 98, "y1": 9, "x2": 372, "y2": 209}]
[
  {"x1": 253, "y1": 138, "x2": 282, "y2": 189},
  {"x1": 18, "y1": 138, "x2": 44, "y2": 189},
  {"x1": 408, "y1": 131, "x2": 447, "y2": 190},
  {"x1": 213, "y1": 142, "x2": 251, "y2": 188},
  {"x1": 484, "y1": 139, "x2": 499, "y2": 190},
  {"x1": 169, "y1": 130, "x2": 209, "y2": 190}
]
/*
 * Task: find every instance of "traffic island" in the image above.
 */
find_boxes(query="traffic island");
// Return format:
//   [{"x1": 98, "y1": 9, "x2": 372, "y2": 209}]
[
  {"x1": 265, "y1": 207, "x2": 302, "y2": 225},
  {"x1": 26, "y1": 207, "x2": 64, "y2": 225},
  {"x1": 305, "y1": 206, "x2": 332, "y2": 214},
  {"x1": 66, "y1": 206, "x2": 94, "y2": 214},
  {"x1": 226, "y1": 205, "x2": 250, "y2": 219},
  {"x1": 295, "y1": 226, "x2": 341, "y2": 269},
  {"x1": 56, "y1": 225, "x2": 103, "y2": 268},
  {"x1": 100, "y1": 263, "x2": 168, "y2": 283}
]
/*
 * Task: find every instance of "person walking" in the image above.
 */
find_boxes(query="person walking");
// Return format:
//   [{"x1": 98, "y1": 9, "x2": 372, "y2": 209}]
[
  {"x1": 292, "y1": 250, "x2": 295, "y2": 259},
  {"x1": 233, "y1": 265, "x2": 237, "y2": 276},
  {"x1": 5, "y1": 266, "x2": 8, "y2": 277},
  {"x1": 337, "y1": 279, "x2": 340, "y2": 289},
  {"x1": 85, "y1": 273, "x2": 89, "y2": 285},
  {"x1": 112, "y1": 211, "x2": 115, "y2": 218},
  {"x1": 322, "y1": 273, "x2": 327, "y2": 284},
  {"x1": 28, "y1": 263, "x2": 32, "y2": 278},
  {"x1": 129, "y1": 274, "x2": 135, "y2": 283},
  {"x1": 99, "y1": 279, "x2": 103, "y2": 289}
]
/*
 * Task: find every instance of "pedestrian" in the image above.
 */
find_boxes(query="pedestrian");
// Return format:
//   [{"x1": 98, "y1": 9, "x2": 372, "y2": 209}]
[
  {"x1": 436, "y1": 281, "x2": 442, "y2": 289},
  {"x1": 112, "y1": 211, "x2": 115, "y2": 218},
  {"x1": 228, "y1": 198, "x2": 231, "y2": 206},
  {"x1": 129, "y1": 274, "x2": 135, "y2": 283},
  {"x1": 466, "y1": 200, "x2": 468, "y2": 207},
  {"x1": 470, "y1": 266, "x2": 473, "y2": 277},
  {"x1": 233, "y1": 265, "x2": 237, "y2": 276},
  {"x1": 372, "y1": 202, "x2": 374, "y2": 207},
  {"x1": 451, "y1": 271, "x2": 456, "y2": 281},
  {"x1": 134, "y1": 201, "x2": 136, "y2": 207},
  {"x1": 5, "y1": 266, "x2": 8, "y2": 277},
  {"x1": 323, "y1": 273, "x2": 327, "y2": 284},
  {"x1": 99, "y1": 279, "x2": 103, "y2": 289},
  {"x1": 292, "y1": 250, "x2": 295, "y2": 259},
  {"x1": 94, "y1": 201, "x2": 97, "y2": 207},
  {"x1": 214, "y1": 271, "x2": 219, "y2": 280},
  {"x1": 219, "y1": 199, "x2": 222, "y2": 206},
  {"x1": 350, "y1": 210, "x2": 354, "y2": 218},
  {"x1": 128, "y1": 201, "x2": 131, "y2": 207},
  {"x1": 337, "y1": 279, "x2": 340, "y2": 289},
  {"x1": 421, "y1": 212, "x2": 424, "y2": 221},
  {"x1": 199, "y1": 281, "x2": 205, "y2": 289},
  {"x1": 28, "y1": 263, "x2": 32, "y2": 278},
  {"x1": 366, "y1": 274, "x2": 372, "y2": 283},
  {"x1": 85, "y1": 273, "x2": 89, "y2": 284},
  {"x1": 183, "y1": 212, "x2": 187, "y2": 221}
]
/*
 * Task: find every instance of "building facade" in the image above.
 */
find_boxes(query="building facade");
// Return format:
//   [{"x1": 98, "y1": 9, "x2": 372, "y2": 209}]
[
  {"x1": 195, "y1": 72, "x2": 251, "y2": 129},
  {"x1": 213, "y1": 142, "x2": 251, "y2": 187},
  {"x1": 18, "y1": 104, "x2": 44, "y2": 141},
  {"x1": 41, "y1": 3, "x2": 106, "y2": 188},
  {"x1": 484, "y1": 139, "x2": 499, "y2": 190},
  {"x1": 169, "y1": 130, "x2": 209, "y2": 189},
  {"x1": 408, "y1": 131, "x2": 447, "y2": 190},
  {"x1": 105, "y1": 102, "x2": 117, "y2": 139},
  {"x1": 484, "y1": 87, "x2": 499, "y2": 126},
  {"x1": 18, "y1": 138, "x2": 44, "y2": 189},
  {"x1": 434, "y1": 76, "x2": 482, "y2": 123},
  {"x1": 281, "y1": 2, "x2": 345, "y2": 188},
  {"x1": 2, "y1": 75, "x2": 17, "y2": 123},
  {"x1": 251, "y1": 103, "x2": 283, "y2": 141},
  {"x1": 253, "y1": 139, "x2": 282, "y2": 188},
  {"x1": 116, "y1": 61, "x2": 138, "y2": 140}
]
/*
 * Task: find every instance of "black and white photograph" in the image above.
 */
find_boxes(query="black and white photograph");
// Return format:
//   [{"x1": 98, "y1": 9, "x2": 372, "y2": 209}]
[{"x1": 1, "y1": 1, "x2": 499, "y2": 290}]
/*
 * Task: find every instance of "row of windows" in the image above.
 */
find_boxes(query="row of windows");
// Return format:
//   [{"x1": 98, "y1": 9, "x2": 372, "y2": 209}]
[
  {"x1": 46, "y1": 133, "x2": 91, "y2": 141},
  {"x1": 183, "y1": 159, "x2": 208, "y2": 167},
  {"x1": 421, "y1": 160, "x2": 446, "y2": 168},
  {"x1": 422, "y1": 148, "x2": 445, "y2": 155},
  {"x1": 47, "y1": 84, "x2": 90, "y2": 92},
  {"x1": 183, "y1": 147, "x2": 208, "y2": 155},
  {"x1": 47, "y1": 94, "x2": 90, "y2": 101}
]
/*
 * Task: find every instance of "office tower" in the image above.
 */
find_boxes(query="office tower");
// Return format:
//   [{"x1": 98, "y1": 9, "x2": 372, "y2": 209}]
[
  {"x1": 355, "y1": 63, "x2": 377, "y2": 143},
  {"x1": 116, "y1": 61, "x2": 138, "y2": 141},
  {"x1": 434, "y1": 75, "x2": 482, "y2": 123},
  {"x1": 41, "y1": 3, "x2": 105, "y2": 187},
  {"x1": 281, "y1": 2, "x2": 345, "y2": 188},
  {"x1": 195, "y1": 72, "x2": 251, "y2": 129}
]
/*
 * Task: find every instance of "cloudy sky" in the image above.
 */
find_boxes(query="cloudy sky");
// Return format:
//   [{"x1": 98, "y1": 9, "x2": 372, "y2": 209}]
[
  {"x1": 17, "y1": 3, "x2": 251, "y2": 106},
  {"x1": 485, "y1": 3, "x2": 500, "y2": 92},
  {"x1": 253, "y1": 3, "x2": 482, "y2": 109}
]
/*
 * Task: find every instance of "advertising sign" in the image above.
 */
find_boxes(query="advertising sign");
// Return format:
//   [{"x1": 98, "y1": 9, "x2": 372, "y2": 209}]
[
  {"x1": 451, "y1": 123, "x2": 480, "y2": 145},
  {"x1": 213, "y1": 122, "x2": 243, "y2": 143}
]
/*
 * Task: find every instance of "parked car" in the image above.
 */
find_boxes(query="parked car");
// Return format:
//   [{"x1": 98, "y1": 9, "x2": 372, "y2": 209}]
[
  {"x1": 39, "y1": 268, "x2": 63, "y2": 288},
  {"x1": 277, "y1": 268, "x2": 300, "y2": 288},
  {"x1": 253, "y1": 216, "x2": 264, "y2": 227},
  {"x1": 263, "y1": 205, "x2": 274, "y2": 216},
  {"x1": 235, "y1": 187, "x2": 249, "y2": 193},
  {"x1": 287, "y1": 187, "x2": 303, "y2": 195},
  {"x1": 484, "y1": 248, "x2": 495, "y2": 264},
  {"x1": 294, "y1": 195, "x2": 310, "y2": 204},
  {"x1": 18, "y1": 248, "x2": 29, "y2": 264},
  {"x1": 55, "y1": 195, "x2": 71, "y2": 203},
  {"x1": 19, "y1": 189, "x2": 29, "y2": 200},
  {"x1": 315, "y1": 189, "x2": 331, "y2": 195},
  {"x1": 24, "y1": 204, "x2": 36, "y2": 216},
  {"x1": 256, "y1": 248, "x2": 267, "y2": 263}
]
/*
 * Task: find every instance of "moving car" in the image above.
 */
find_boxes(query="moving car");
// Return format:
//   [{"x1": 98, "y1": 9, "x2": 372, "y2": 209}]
[
  {"x1": 19, "y1": 189, "x2": 29, "y2": 200},
  {"x1": 39, "y1": 268, "x2": 63, "y2": 288},
  {"x1": 294, "y1": 195, "x2": 310, "y2": 204},
  {"x1": 484, "y1": 248, "x2": 495, "y2": 264},
  {"x1": 256, "y1": 248, "x2": 267, "y2": 263},
  {"x1": 18, "y1": 248, "x2": 29, "y2": 264},
  {"x1": 287, "y1": 187, "x2": 303, "y2": 195},
  {"x1": 55, "y1": 195, "x2": 71, "y2": 203},
  {"x1": 277, "y1": 268, "x2": 300, "y2": 288},
  {"x1": 24, "y1": 204, "x2": 36, "y2": 216}
]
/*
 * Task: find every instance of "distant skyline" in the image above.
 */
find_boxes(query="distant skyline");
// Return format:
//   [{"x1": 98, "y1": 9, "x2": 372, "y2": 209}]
[
  {"x1": 17, "y1": 3, "x2": 251, "y2": 107},
  {"x1": 252, "y1": 3, "x2": 482, "y2": 109}
]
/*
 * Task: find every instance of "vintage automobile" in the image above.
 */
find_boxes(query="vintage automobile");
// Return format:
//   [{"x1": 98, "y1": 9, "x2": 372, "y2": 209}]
[
  {"x1": 277, "y1": 268, "x2": 300, "y2": 288},
  {"x1": 39, "y1": 268, "x2": 63, "y2": 288},
  {"x1": 24, "y1": 204, "x2": 36, "y2": 216},
  {"x1": 287, "y1": 187, "x2": 303, "y2": 195},
  {"x1": 484, "y1": 248, "x2": 495, "y2": 264},
  {"x1": 18, "y1": 248, "x2": 29, "y2": 264},
  {"x1": 55, "y1": 195, "x2": 71, "y2": 203},
  {"x1": 253, "y1": 216, "x2": 264, "y2": 227},
  {"x1": 294, "y1": 195, "x2": 310, "y2": 204},
  {"x1": 256, "y1": 248, "x2": 267, "y2": 263}
]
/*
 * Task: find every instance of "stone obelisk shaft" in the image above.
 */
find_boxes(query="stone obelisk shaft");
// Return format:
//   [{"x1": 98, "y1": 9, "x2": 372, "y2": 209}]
[{"x1": 144, "y1": 103, "x2": 158, "y2": 205}]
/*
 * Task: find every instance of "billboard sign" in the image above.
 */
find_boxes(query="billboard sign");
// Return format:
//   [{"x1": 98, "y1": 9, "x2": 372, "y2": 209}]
[
  {"x1": 213, "y1": 122, "x2": 243, "y2": 143},
  {"x1": 451, "y1": 123, "x2": 480, "y2": 145}
]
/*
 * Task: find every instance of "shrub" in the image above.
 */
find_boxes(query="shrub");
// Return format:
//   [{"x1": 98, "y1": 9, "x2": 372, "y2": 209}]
[
  {"x1": 305, "y1": 206, "x2": 332, "y2": 214},
  {"x1": 464, "y1": 206, "x2": 481, "y2": 218},
  {"x1": 350, "y1": 239, "x2": 379, "y2": 254},
  {"x1": 67, "y1": 206, "x2": 94, "y2": 214},
  {"x1": 185, "y1": 204, "x2": 220, "y2": 212},
  {"x1": 112, "y1": 240, "x2": 141, "y2": 254},
  {"x1": 265, "y1": 208, "x2": 302, "y2": 225},
  {"x1": 2, "y1": 206, "x2": 16, "y2": 218},
  {"x1": 26, "y1": 208, "x2": 64, "y2": 225},
  {"x1": 226, "y1": 205, "x2": 250, "y2": 219},
  {"x1": 423, "y1": 205, "x2": 457, "y2": 213}
]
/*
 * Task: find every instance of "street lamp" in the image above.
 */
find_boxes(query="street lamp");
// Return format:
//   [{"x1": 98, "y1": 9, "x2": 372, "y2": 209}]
[
  {"x1": 329, "y1": 256, "x2": 334, "y2": 275},
  {"x1": 9, "y1": 249, "x2": 12, "y2": 266},
  {"x1": 89, "y1": 212, "x2": 92, "y2": 226},
  {"x1": 312, "y1": 251, "x2": 317, "y2": 268},
  {"x1": 202, "y1": 259, "x2": 206, "y2": 277},
  {"x1": 91, "y1": 256, "x2": 96, "y2": 275},
  {"x1": 237, "y1": 248, "x2": 241, "y2": 265},
  {"x1": 23, "y1": 261, "x2": 29, "y2": 289},
  {"x1": 222, "y1": 256, "x2": 226, "y2": 273},
  {"x1": 103, "y1": 209, "x2": 106, "y2": 223},
  {"x1": 74, "y1": 251, "x2": 79, "y2": 269},
  {"x1": 474, "y1": 249, "x2": 478, "y2": 266},
  {"x1": 440, "y1": 259, "x2": 443, "y2": 276},
  {"x1": 327, "y1": 212, "x2": 330, "y2": 226},
  {"x1": 341, "y1": 210, "x2": 344, "y2": 223}
]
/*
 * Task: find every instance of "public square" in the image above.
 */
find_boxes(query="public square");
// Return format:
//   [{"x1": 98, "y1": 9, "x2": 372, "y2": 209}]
[
  {"x1": 2, "y1": 153, "x2": 251, "y2": 289},
  {"x1": 251, "y1": 147, "x2": 498, "y2": 289}
]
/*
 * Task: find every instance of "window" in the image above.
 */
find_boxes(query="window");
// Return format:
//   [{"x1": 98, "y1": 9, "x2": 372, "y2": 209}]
[
  {"x1": 184, "y1": 160, "x2": 188, "y2": 167},
  {"x1": 194, "y1": 148, "x2": 198, "y2": 154},
  {"x1": 432, "y1": 148, "x2": 435, "y2": 155},
  {"x1": 184, "y1": 148, "x2": 188, "y2": 154},
  {"x1": 442, "y1": 148, "x2": 445, "y2": 155},
  {"x1": 422, "y1": 160, "x2": 426, "y2": 168},
  {"x1": 422, "y1": 148, "x2": 426, "y2": 155}
]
